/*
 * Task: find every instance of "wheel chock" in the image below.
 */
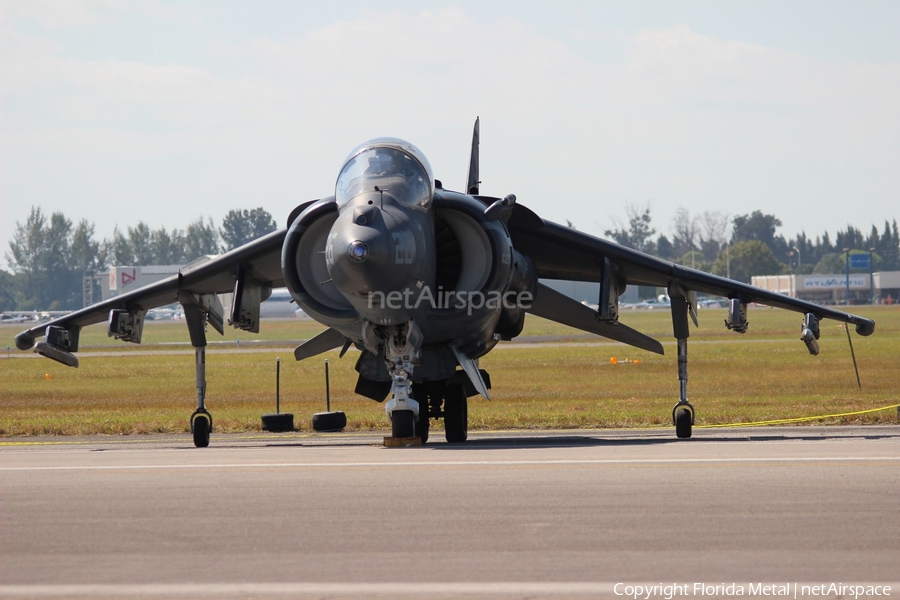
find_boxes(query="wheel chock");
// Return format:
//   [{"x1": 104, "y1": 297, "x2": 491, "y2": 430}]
[
  {"x1": 312, "y1": 411, "x2": 347, "y2": 432},
  {"x1": 261, "y1": 412, "x2": 294, "y2": 432},
  {"x1": 383, "y1": 436, "x2": 422, "y2": 448}
]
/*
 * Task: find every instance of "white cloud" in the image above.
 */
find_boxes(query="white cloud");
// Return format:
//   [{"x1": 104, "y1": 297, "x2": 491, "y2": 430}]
[
  {"x1": 1, "y1": 8, "x2": 898, "y2": 271},
  {"x1": 0, "y1": 0, "x2": 126, "y2": 29}
]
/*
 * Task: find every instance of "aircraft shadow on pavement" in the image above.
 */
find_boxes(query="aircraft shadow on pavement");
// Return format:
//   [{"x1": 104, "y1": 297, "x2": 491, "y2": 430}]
[
  {"x1": 261, "y1": 428, "x2": 900, "y2": 451},
  {"x1": 425, "y1": 430, "x2": 900, "y2": 450}
]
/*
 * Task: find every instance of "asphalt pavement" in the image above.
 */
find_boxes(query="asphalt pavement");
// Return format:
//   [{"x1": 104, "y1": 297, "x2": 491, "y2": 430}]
[{"x1": 1, "y1": 427, "x2": 899, "y2": 599}]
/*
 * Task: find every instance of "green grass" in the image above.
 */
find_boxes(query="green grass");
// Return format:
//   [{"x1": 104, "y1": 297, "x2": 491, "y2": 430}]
[{"x1": 1, "y1": 306, "x2": 898, "y2": 436}]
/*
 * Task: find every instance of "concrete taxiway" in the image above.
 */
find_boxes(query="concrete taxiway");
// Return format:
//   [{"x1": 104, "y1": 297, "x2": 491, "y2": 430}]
[{"x1": 1, "y1": 427, "x2": 899, "y2": 599}]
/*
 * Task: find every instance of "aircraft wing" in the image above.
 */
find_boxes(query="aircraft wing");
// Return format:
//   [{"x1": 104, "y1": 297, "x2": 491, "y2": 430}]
[
  {"x1": 507, "y1": 203, "x2": 875, "y2": 336},
  {"x1": 15, "y1": 228, "x2": 288, "y2": 356}
]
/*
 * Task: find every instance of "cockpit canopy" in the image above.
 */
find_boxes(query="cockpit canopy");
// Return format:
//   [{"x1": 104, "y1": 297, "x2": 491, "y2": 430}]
[{"x1": 335, "y1": 138, "x2": 434, "y2": 211}]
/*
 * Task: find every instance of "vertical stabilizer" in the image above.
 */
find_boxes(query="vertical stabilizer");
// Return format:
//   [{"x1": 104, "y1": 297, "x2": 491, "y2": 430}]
[{"x1": 466, "y1": 117, "x2": 480, "y2": 195}]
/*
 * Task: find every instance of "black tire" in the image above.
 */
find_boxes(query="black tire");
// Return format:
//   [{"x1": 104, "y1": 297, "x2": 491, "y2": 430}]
[
  {"x1": 192, "y1": 414, "x2": 211, "y2": 448},
  {"x1": 415, "y1": 407, "x2": 430, "y2": 444},
  {"x1": 674, "y1": 407, "x2": 692, "y2": 439},
  {"x1": 412, "y1": 383, "x2": 430, "y2": 444},
  {"x1": 312, "y1": 411, "x2": 346, "y2": 432},
  {"x1": 444, "y1": 383, "x2": 468, "y2": 443},
  {"x1": 261, "y1": 412, "x2": 294, "y2": 432},
  {"x1": 391, "y1": 409, "x2": 415, "y2": 439}
]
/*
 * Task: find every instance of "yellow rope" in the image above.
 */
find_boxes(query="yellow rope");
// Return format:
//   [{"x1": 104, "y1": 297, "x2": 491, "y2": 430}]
[{"x1": 696, "y1": 403, "x2": 900, "y2": 428}]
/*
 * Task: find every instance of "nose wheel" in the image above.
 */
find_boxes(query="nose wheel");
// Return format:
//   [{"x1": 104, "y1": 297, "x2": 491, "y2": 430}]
[{"x1": 391, "y1": 409, "x2": 416, "y2": 439}]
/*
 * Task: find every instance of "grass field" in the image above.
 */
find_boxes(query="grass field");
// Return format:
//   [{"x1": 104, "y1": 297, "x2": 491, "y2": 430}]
[{"x1": 1, "y1": 306, "x2": 898, "y2": 436}]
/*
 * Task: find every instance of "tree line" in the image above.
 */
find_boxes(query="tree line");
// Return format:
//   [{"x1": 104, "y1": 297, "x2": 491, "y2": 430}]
[
  {"x1": 604, "y1": 203, "x2": 900, "y2": 285},
  {"x1": 2, "y1": 203, "x2": 898, "y2": 313},
  {"x1": 1, "y1": 206, "x2": 277, "y2": 312}
]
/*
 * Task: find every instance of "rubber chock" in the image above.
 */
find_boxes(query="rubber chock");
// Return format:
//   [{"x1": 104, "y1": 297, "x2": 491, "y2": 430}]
[
  {"x1": 261, "y1": 413, "x2": 294, "y2": 432},
  {"x1": 312, "y1": 411, "x2": 347, "y2": 432}
]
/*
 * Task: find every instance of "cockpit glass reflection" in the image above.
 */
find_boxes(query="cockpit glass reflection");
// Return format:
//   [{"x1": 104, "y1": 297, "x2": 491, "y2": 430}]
[{"x1": 336, "y1": 147, "x2": 432, "y2": 210}]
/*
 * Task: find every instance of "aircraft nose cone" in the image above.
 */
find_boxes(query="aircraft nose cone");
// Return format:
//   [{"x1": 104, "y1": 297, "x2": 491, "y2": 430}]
[
  {"x1": 326, "y1": 211, "x2": 409, "y2": 295},
  {"x1": 347, "y1": 240, "x2": 369, "y2": 263}
]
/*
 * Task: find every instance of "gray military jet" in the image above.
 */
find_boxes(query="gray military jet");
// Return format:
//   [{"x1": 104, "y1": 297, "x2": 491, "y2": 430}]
[{"x1": 15, "y1": 119, "x2": 876, "y2": 447}]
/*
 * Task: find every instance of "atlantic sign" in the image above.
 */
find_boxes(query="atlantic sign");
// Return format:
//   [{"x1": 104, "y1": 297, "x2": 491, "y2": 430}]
[{"x1": 803, "y1": 275, "x2": 868, "y2": 290}]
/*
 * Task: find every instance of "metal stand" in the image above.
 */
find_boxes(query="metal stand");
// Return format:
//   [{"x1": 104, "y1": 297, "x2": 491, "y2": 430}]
[
  {"x1": 262, "y1": 356, "x2": 294, "y2": 432},
  {"x1": 312, "y1": 358, "x2": 346, "y2": 432}
]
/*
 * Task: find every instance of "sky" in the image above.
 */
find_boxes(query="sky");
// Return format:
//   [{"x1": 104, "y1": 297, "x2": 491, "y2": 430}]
[{"x1": 1, "y1": 0, "x2": 899, "y2": 270}]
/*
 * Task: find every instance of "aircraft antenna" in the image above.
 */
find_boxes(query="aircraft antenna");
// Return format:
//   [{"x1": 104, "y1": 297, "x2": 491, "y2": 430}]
[
  {"x1": 466, "y1": 117, "x2": 480, "y2": 195},
  {"x1": 845, "y1": 324, "x2": 862, "y2": 389}
]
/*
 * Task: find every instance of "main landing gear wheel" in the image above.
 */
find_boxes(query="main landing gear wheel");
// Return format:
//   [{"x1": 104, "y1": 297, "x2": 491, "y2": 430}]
[
  {"x1": 674, "y1": 406, "x2": 693, "y2": 439},
  {"x1": 415, "y1": 407, "x2": 430, "y2": 444},
  {"x1": 444, "y1": 383, "x2": 468, "y2": 443},
  {"x1": 391, "y1": 409, "x2": 415, "y2": 439},
  {"x1": 191, "y1": 410, "x2": 212, "y2": 448},
  {"x1": 412, "y1": 383, "x2": 430, "y2": 444}
]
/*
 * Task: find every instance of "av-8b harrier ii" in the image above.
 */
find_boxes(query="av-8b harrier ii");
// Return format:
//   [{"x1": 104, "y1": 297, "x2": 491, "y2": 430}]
[{"x1": 16, "y1": 119, "x2": 875, "y2": 447}]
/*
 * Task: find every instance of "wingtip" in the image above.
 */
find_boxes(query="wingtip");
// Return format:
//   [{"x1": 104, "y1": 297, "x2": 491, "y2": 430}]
[
  {"x1": 854, "y1": 319, "x2": 875, "y2": 336},
  {"x1": 15, "y1": 332, "x2": 35, "y2": 351}
]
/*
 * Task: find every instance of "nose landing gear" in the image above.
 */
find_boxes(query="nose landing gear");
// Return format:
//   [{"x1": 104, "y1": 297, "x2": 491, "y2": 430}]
[{"x1": 383, "y1": 322, "x2": 422, "y2": 444}]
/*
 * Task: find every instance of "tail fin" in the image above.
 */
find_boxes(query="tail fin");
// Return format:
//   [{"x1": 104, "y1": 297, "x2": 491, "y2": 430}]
[{"x1": 466, "y1": 117, "x2": 480, "y2": 195}]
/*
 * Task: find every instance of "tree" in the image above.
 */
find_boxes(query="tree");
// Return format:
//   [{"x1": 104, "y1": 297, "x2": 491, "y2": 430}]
[
  {"x1": 604, "y1": 202, "x2": 656, "y2": 253},
  {"x1": 732, "y1": 211, "x2": 781, "y2": 245},
  {"x1": 5, "y1": 206, "x2": 90, "y2": 310},
  {"x1": 834, "y1": 225, "x2": 864, "y2": 254},
  {"x1": 0, "y1": 269, "x2": 17, "y2": 312},
  {"x1": 150, "y1": 227, "x2": 185, "y2": 265},
  {"x1": 105, "y1": 226, "x2": 133, "y2": 266},
  {"x1": 6, "y1": 207, "x2": 51, "y2": 309},
  {"x1": 655, "y1": 234, "x2": 676, "y2": 260},
  {"x1": 70, "y1": 220, "x2": 104, "y2": 275},
  {"x1": 678, "y1": 250, "x2": 709, "y2": 272},
  {"x1": 127, "y1": 222, "x2": 155, "y2": 266},
  {"x1": 731, "y1": 210, "x2": 791, "y2": 262},
  {"x1": 891, "y1": 220, "x2": 900, "y2": 270},
  {"x1": 697, "y1": 210, "x2": 729, "y2": 262},
  {"x1": 220, "y1": 208, "x2": 278, "y2": 251},
  {"x1": 711, "y1": 240, "x2": 784, "y2": 283},
  {"x1": 813, "y1": 253, "x2": 844, "y2": 274},
  {"x1": 671, "y1": 207, "x2": 697, "y2": 258},
  {"x1": 814, "y1": 250, "x2": 883, "y2": 274},
  {"x1": 185, "y1": 216, "x2": 220, "y2": 261},
  {"x1": 877, "y1": 219, "x2": 900, "y2": 270}
]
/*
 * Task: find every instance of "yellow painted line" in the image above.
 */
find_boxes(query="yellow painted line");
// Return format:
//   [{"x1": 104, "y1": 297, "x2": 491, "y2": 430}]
[
  {"x1": 1, "y1": 403, "x2": 897, "y2": 447},
  {"x1": 0, "y1": 431, "x2": 361, "y2": 447},
  {"x1": 697, "y1": 403, "x2": 900, "y2": 428}
]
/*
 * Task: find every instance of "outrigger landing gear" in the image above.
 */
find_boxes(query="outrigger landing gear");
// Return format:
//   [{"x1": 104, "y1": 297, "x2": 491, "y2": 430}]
[
  {"x1": 669, "y1": 291, "x2": 695, "y2": 439},
  {"x1": 179, "y1": 291, "x2": 223, "y2": 448},
  {"x1": 672, "y1": 338, "x2": 694, "y2": 439},
  {"x1": 190, "y1": 347, "x2": 212, "y2": 448}
]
